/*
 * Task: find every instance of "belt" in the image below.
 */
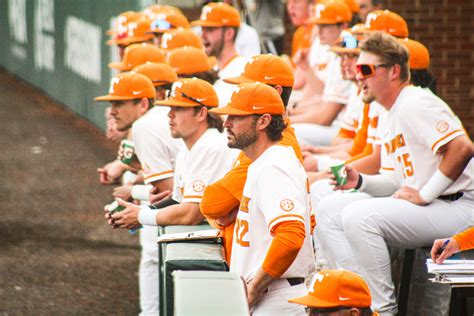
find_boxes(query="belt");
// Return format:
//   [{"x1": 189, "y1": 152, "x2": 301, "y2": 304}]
[
  {"x1": 438, "y1": 192, "x2": 464, "y2": 202},
  {"x1": 263, "y1": 277, "x2": 305, "y2": 293}
]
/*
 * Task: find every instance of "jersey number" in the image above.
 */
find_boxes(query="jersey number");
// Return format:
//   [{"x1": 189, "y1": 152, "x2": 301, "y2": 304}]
[
  {"x1": 397, "y1": 153, "x2": 414, "y2": 178},
  {"x1": 235, "y1": 218, "x2": 249, "y2": 247}
]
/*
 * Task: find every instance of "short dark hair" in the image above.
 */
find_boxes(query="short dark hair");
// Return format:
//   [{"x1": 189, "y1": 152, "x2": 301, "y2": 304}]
[
  {"x1": 360, "y1": 31, "x2": 410, "y2": 83},
  {"x1": 267, "y1": 85, "x2": 293, "y2": 108},
  {"x1": 193, "y1": 106, "x2": 224, "y2": 132},
  {"x1": 265, "y1": 115, "x2": 287, "y2": 141},
  {"x1": 410, "y1": 69, "x2": 437, "y2": 94},
  {"x1": 224, "y1": 26, "x2": 239, "y2": 43},
  {"x1": 179, "y1": 69, "x2": 219, "y2": 84}
]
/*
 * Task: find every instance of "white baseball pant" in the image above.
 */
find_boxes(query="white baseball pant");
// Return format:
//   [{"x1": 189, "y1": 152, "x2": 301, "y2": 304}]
[
  {"x1": 139, "y1": 225, "x2": 159, "y2": 316},
  {"x1": 317, "y1": 191, "x2": 474, "y2": 316},
  {"x1": 292, "y1": 123, "x2": 340, "y2": 147},
  {"x1": 251, "y1": 282, "x2": 307, "y2": 316}
]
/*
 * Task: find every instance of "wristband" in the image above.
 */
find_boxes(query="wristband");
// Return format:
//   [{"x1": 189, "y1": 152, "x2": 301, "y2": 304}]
[
  {"x1": 355, "y1": 174, "x2": 364, "y2": 190},
  {"x1": 138, "y1": 206, "x2": 159, "y2": 226},
  {"x1": 131, "y1": 184, "x2": 153, "y2": 201},
  {"x1": 419, "y1": 170, "x2": 453, "y2": 203}
]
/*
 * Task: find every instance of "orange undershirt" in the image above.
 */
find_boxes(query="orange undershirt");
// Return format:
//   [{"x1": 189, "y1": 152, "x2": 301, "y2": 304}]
[
  {"x1": 262, "y1": 221, "x2": 306, "y2": 278},
  {"x1": 453, "y1": 227, "x2": 474, "y2": 251}
]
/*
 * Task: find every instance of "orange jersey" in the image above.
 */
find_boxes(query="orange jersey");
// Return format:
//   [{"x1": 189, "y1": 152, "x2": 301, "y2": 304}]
[
  {"x1": 453, "y1": 227, "x2": 474, "y2": 251},
  {"x1": 291, "y1": 25, "x2": 313, "y2": 58},
  {"x1": 200, "y1": 120, "x2": 303, "y2": 262}
]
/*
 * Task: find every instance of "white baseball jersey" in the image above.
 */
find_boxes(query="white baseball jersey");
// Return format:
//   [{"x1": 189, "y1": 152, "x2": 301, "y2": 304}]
[
  {"x1": 132, "y1": 106, "x2": 183, "y2": 184},
  {"x1": 308, "y1": 37, "x2": 330, "y2": 82},
  {"x1": 172, "y1": 128, "x2": 238, "y2": 203},
  {"x1": 379, "y1": 85, "x2": 474, "y2": 193},
  {"x1": 367, "y1": 101, "x2": 384, "y2": 146},
  {"x1": 230, "y1": 145, "x2": 315, "y2": 281},
  {"x1": 322, "y1": 51, "x2": 353, "y2": 105},
  {"x1": 339, "y1": 84, "x2": 364, "y2": 134},
  {"x1": 214, "y1": 55, "x2": 249, "y2": 107}
]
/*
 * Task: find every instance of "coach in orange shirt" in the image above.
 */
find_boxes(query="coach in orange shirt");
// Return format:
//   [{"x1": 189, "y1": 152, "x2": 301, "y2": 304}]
[{"x1": 200, "y1": 54, "x2": 309, "y2": 263}]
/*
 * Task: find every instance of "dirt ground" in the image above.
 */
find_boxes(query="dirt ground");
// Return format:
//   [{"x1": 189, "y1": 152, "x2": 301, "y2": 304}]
[{"x1": 0, "y1": 69, "x2": 141, "y2": 314}]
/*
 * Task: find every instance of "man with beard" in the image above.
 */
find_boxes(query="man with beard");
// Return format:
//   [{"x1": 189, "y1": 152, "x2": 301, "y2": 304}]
[
  {"x1": 191, "y1": 2, "x2": 248, "y2": 106},
  {"x1": 317, "y1": 32, "x2": 474, "y2": 315},
  {"x1": 210, "y1": 82, "x2": 314, "y2": 315}
]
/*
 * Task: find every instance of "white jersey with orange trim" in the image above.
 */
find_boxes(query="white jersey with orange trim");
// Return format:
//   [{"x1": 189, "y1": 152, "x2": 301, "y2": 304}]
[
  {"x1": 230, "y1": 145, "x2": 315, "y2": 281},
  {"x1": 322, "y1": 51, "x2": 353, "y2": 106},
  {"x1": 308, "y1": 37, "x2": 330, "y2": 82},
  {"x1": 339, "y1": 84, "x2": 363, "y2": 134},
  {"x1": 214, "y1": 55, "x2": 249, "y2": 107},
  {"x1": 366, "y1": 101, "x2": 384, "y2": 146},
  {"x1": 172, "y1": 128, "x2": 238, "y2": 203},
  {"x1": 132, "y1": 106, "x2": 183, "y2": 184},
  {"x1": 379, "y1": 85, "x2": 474, "y2": 193}
]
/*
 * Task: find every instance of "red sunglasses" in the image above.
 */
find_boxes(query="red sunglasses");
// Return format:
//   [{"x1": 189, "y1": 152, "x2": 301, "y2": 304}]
[{"x1": 356, "y1": 64, "x2": 389, "y2": 79}]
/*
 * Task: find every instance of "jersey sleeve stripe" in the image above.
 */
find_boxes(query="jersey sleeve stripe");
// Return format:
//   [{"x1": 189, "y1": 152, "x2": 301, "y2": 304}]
[
  {"x1": 144, "y1": 170, "x2": 174, "y2": 181},
  {"x1": 381, "y1": 167, "x2": 394, "y2": 171},
  {"x1": 183, "y1": 195, "x2": 203, "y2": 199},
  {"x1": 431, "y1": 129, "x2": 464, "y2": 153},
  {"x1": 268, "y1": 214, "x2": 305, "y2": 230}
]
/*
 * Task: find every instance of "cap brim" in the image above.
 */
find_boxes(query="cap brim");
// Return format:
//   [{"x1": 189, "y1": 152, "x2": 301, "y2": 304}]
[
  {"x1": 223, "y1": 75, "x2": 255, "y2": 85},
  {"x1": 331, "y1": 46, "x2": 360, "y2": 54},
  {"x1": 95, "y1": 95, "x2": 141, "y2": 102},
  {"x1": 107, "y1": 35, "x2": 154, "y2": 46},
  {"x1": 210, "y1": 105, "x2": 253, "y2": 116},
  {"x1": 108, "y1": 61, "x2": 129, "y2": 70},
  {"x1": 154, "y1": 99, "x2": 199, "y2": 107},
  {"x1": 288, "y1": 294, "x2": 342, "y2": 308}
]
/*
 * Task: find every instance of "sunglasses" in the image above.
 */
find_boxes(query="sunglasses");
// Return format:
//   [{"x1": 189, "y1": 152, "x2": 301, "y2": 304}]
[
  {"x1": 180, "y1": 91, "x2": 207, "y2": 107},
  {"x1": 341, "y1": 34, "x2": 359, "y2": 49},
  {"x1": 151, "y1": 19, "x2": 171, "y2": 31},
  {"x1": 356, "y1": 63, "x2": 389, "y2": 79}
]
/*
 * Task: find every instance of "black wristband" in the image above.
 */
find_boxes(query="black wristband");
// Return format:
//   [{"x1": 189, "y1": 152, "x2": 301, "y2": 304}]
[{"x1": 355, "y1": 174, "x2": 363, "y2": 190}]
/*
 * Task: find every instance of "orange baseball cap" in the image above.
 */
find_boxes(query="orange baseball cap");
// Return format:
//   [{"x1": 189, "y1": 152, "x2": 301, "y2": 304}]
[
  {"x1": 167, "y1": 46, "x2": 216, "y2": 75},
  {"x1": 224, "y1": 54, "x2": 294, "y2": 87},
  {"x1": 160, "y1": 29, "x2": 203, "y2": 51},
  {"x1": 95, "y1": 72, "x2": 156, "y2": 101},
  {"x1": 397, "y1": 38, "x2": 430, "y2": 70},
  {"x1": 108, "y1": 43, "x2": 166, "y2": 71},
  {"x1": 107, "y1": 11, "x2": 141, "y2": 36},
  {"x1": 154, "y1": 78, "x2": 218, "y2": 107},
  {"x1": 363, "y1": 10, "x2": 409, "y2": 38},
  {"x1": 211, "y1": 83, "x2": 284, "y2": 116},
  {"x1": 288, "y1": 270, "x2": 372, "y2": 308},
  {"x1": 133, "y1": 62, "x2": 178, "y2": 87},
  {"x1": 191, "y1": 2, "x2": 241, "y2": 27},
  {"x1": 148, "y1": 12, "x2": 191, "y2": 34},
  {"x1": 340, "y1": 0, "x2": 359, "y2": 13},
  {"x1": 307, "y1": 0, "x2": 352, "y2": 25},
  {"x1": 144, "y1": 4, "x2": 183, "y2": 17},
  {"x1": 107, "y1": 17, "x2": 154, "y2": 46}
]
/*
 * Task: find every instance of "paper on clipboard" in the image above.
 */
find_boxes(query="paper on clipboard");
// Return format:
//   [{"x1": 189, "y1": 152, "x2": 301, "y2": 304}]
[
  {"x1": 426, "y1": 259, "x2": 474, "y2": 274},
  {"x1": 157, "y1": 229, "x2": 221, "y2": 244}
]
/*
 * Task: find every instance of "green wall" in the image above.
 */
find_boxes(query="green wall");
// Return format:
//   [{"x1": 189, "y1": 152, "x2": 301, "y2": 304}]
[{"x1": 0, "y1": 0, "x2": 153, "y2": 130}]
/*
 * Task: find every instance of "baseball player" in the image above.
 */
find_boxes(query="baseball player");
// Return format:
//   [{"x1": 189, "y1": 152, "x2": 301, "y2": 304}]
[
  {"x1": 290, "y1": 0, "x2": 355, "y2": 147},
  {"x1": 95, "y1": 71, "x2": 181, "y2": 315},
  {"x1": 316, "y1": 32, "x2": 474, "y2": 315},
  {"x1": 431, "y1": 227, "x2": 474, "y2": 264},
  {"x1": 210, "y1": 82, "x2": 314, "y2": 315},
  {"x1": 108, "y1": 78, "x2": 236, "y2": 229},
  {"x1": 289, "y1": 269, "x2": 378, "y2": 316},
  {"x1": 191, "y1": 2, "x2": 249, "y2": 106},
  {"x1": 167, "y1": 46, "x2": 219, "y2": 84},
  {"x1": 147, "y1": 9, "x2": 190, "y2": 46},
  {"x1": 159, "y1": 28, "x2": 204, "y2": 52},
  {"x1": 108, "y1": 43, "x2": 166, "y2": 72},
  {"x1": 200, "y1": 54, "x2": 306, "y2": 264}
]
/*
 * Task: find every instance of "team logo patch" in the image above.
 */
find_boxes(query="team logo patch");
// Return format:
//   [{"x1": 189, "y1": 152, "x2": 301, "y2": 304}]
[
  {"x1": 192, "y1": 180, "x2": 205, "y2": 192},
  {"x1": 280, "y1": 199, "x2": 294, "y2": 212},
  {"x1": 142, "y1": 163, "x2": 151, "y2": 174},
  {"x1": 436, "y1": 121, "x2": 449, "y2": 133}
]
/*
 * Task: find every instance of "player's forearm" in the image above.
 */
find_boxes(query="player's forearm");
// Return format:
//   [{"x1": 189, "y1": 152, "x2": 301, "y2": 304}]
[
  {"x1": 347, "y1": 146, "x2": 381, "y2": 175},
  {"x1": 155, "y1": 202, "x2": 204, "y2": 226},
  {"x1": 358, "y1": 173, "x2": 399, "y2": 197},
  {"x1": 200, "y1": 182, "x2": 240, "y2": 219},
  {"x1": 438, "y1": 135, "x2": 474, "y2": 180}
]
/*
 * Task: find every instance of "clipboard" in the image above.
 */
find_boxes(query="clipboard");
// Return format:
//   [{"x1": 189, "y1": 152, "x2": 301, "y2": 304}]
[{"x1": 157, "y1": 229, "x2": 222, "y2": 244}]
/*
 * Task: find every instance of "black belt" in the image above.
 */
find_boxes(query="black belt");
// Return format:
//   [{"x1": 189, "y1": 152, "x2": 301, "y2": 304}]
[
  {"x1": 263, "y1": 278, "x2": 305, "y2": 294},
  {"x1": 438, "y1": 192, "x2": 464, "y2": 202}
]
